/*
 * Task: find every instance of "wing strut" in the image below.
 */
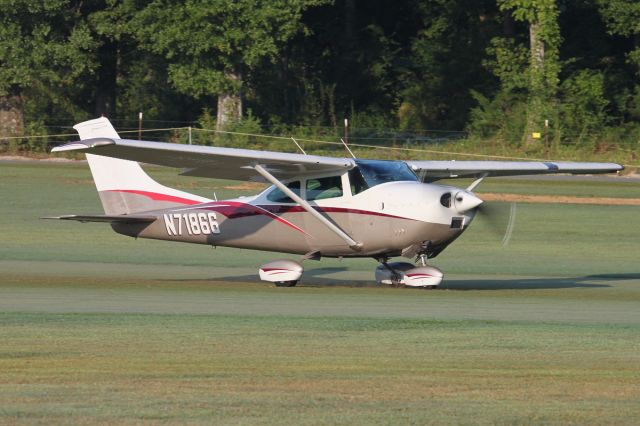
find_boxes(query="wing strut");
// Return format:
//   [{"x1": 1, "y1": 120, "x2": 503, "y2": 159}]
[
  {"x1": 253, "y1": 164, "x2": 363, "y2": 251},
  {"x1": 466, "y1": 173, "x2": 488, "y2": 192}
]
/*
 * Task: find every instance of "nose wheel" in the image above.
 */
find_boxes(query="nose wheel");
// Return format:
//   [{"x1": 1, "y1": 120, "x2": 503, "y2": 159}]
[{"x1": 374, "y1": 252, "x2": 444, "y2": 288}]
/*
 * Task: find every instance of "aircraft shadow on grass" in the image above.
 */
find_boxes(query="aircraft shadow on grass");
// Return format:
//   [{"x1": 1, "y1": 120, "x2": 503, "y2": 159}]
[{"x1": 170, "y1": 269, "x2": 640, "y2": 290}]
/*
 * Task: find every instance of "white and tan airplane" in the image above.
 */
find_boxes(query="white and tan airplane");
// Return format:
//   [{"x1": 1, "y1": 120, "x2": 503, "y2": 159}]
[{"x1": 48, "y1": 117, "x2": 623, "y2": 288}]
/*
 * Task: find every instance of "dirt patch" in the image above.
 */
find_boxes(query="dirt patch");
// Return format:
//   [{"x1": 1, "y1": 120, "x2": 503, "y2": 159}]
[
  {"x1": 0, "y1": 155, "x2": 82, "y2": 163},
  {"x1": 62, "y1": 179, "x2": 95, "y2": 186},
  {"x1": 223, "y1": 182, "x2": 266, "y2": 191},
  {"x1": 477, "y1": 193, "x2": 640, "y2": 206}
]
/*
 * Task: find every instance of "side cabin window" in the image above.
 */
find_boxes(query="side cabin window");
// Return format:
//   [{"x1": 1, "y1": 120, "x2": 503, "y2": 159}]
[
  {"x1": 266, "y1": 181, "x2": 301, "y2": 203},
  {"x1": 306, "y1": 176, "x2": 343, "y2": 201}
]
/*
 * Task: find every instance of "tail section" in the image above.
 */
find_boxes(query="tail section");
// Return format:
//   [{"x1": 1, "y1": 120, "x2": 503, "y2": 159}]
[{"x1": 74, "y1": 118, "x2": 210, "y2": 215}]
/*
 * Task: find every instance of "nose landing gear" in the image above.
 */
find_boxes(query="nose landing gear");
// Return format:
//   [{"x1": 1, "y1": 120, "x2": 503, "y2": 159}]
[{"x1": 375, "y1": 244, "x2": 444, "y2": 289}]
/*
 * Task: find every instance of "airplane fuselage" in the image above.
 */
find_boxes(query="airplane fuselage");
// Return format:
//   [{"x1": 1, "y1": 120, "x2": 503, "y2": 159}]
[{"x1": 111, "y1": 181, "x2": 476, "y2": 259}]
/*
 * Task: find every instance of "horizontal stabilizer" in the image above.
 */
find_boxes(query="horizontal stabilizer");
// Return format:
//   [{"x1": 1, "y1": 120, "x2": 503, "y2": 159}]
[
  {"x1": 50, "y1": 138, "x2": 115, "y2": 152},
  {"x1": 42, "y1": 214, "x2": 157, "y2": 223}
]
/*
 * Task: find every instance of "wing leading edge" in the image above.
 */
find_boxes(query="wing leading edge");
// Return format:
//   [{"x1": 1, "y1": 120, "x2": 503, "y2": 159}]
[
  {"x1": 52, "y1": 138, "x2": 354, "y2": 182},
  {"x1": 406, "y1": 160, "x2": 623, "y2": 182}
]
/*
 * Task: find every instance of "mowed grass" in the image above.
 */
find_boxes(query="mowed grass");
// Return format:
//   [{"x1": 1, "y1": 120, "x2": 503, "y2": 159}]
[
  {"x1": 1, "y1": 160, "x2": 640, "y2": 424},
  {"x1": 1, "y1": 311, "x2": 639, "y2": 424}
]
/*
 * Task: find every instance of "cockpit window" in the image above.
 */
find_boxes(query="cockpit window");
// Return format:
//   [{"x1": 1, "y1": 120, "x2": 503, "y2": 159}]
[
  {"x1": 306, "y1": 176, "x2": 343, "y2": 201},
  {"x1": 354, "y1": 159, "x2": 418, "y2": 188},
  {"x1": 266, "y1": 181, "x2": 300, "y2": 203}
]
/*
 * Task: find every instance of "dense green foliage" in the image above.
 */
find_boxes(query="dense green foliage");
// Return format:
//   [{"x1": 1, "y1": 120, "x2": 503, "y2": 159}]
[{"x1": 1, "y1": 0, "x2": 639, "y2": 158}]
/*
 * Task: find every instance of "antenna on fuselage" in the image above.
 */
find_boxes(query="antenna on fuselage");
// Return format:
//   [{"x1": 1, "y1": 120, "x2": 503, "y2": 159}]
[{"x1": 340, "y1": 138, "x2": 356, "y2": 159}]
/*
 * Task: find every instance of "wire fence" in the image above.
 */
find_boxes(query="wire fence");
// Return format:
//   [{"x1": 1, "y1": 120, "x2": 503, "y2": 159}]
[{"x1": 1, "y1": 124, "x2": 638, "y2": 168}]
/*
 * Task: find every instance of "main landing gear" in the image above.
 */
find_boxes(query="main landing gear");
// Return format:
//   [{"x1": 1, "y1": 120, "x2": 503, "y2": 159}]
[
  {"x1": 258, "y1": 259, "x2": 304, "y2": 287},
  {"x1": 258, "y1": 251, "x2": 444, "y2": 289}
]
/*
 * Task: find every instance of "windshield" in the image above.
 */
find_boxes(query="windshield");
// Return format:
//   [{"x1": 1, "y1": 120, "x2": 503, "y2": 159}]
[{"x1": 354, "y1": 159, "x2": 418, "y2": 188}]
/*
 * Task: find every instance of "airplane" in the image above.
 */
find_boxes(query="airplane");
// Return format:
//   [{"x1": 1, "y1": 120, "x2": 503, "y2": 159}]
[{"x1": 47, "y1": 117, "x2": 623, "y2": 288}]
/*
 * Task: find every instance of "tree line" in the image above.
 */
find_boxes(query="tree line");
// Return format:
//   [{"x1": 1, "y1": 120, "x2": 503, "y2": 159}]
[{"x1": 1, "y1": 0, "x2": 639, "y2": 154}]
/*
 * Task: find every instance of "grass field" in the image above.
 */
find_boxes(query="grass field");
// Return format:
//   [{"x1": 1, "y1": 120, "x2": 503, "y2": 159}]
[{"x1": 1, "y1": 160, "x2": 639, "y2": 424}]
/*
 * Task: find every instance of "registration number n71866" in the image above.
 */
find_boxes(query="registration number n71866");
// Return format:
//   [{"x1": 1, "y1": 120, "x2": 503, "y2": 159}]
[{"x1": 163, "y1": 212, "x2": 220, "y2": 236}]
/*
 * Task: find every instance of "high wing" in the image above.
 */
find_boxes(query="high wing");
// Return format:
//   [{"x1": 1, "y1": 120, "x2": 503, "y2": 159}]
[
  {"x1": 52, "y1": 136, "x2": 623, "y2": 183},
  {"x1": 405, "y1": 160, "x2": 623, "y2": 182},
  {"x1": 52, "y1": 138, "x2": 355, "y2": 182}
]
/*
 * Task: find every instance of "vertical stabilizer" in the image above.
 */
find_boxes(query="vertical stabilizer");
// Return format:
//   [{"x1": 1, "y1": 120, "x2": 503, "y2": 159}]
[
  {"x1": 74, "y1": 118, "x2": 210, "y2": 215},
  {"x1": 73, "y1": 117, "x2": 120, "y2": 140}
]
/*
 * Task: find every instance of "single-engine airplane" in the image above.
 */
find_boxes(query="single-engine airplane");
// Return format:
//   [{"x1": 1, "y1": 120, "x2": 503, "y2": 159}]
[{"x1": 47, "y1": 117, "x2": 623, "y2": 288}]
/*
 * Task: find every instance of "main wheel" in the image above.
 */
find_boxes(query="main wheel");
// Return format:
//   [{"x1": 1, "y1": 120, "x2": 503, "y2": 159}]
[{"x1": 275, "y1": 280, "x2": 298, "y2": 287}]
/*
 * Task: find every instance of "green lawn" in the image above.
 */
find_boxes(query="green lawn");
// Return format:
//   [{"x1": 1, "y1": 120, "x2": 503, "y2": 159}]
[
  {"x1": 1, "y1": 311, "x2": 638, "y2": 424},
  {"x1": 1, "y1": 160, "x2": 639, "y2": 424}
]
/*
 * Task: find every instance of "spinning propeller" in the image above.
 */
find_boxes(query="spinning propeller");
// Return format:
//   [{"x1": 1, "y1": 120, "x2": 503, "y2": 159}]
[
  {"x1": 474, "y1": 200, "x2": 517, "y2": 247},
  {"x1": 460, "y1": 177, "x2": 517, "y2": 246}
]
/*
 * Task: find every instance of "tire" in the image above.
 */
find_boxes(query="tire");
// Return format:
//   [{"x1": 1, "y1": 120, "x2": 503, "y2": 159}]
[{"x1": 275, "y1": 281, "x2": 297, "y2": 287}]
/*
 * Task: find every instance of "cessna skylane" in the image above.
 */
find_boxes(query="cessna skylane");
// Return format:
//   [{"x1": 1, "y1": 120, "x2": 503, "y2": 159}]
[{"x1": 48, "y1": 117, "x2": 623, "y2": 288}]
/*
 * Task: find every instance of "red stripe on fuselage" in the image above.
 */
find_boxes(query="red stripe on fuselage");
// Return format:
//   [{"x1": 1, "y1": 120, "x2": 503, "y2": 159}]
[
  {"x1": 108, "y1": 190, "x2": 417, "y2": 237},
  {"x1": 107, "y1": 189, "x2": 202, "y2": 205},
  {"x1": 109, "y1": 189, "x2": 310, "y2": 235},
  {"x1": 201, "y1": 201, "x2": 310, "y2": 236},
  {"x1": 257, "y1": 204, "x2": 414, "y2": 221}
]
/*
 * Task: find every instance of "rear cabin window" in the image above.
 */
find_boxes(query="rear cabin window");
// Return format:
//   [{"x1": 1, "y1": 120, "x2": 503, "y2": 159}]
[
  {"x1": 266, "y1": 181, "x2": 301, "y2": 203},
  {"x1": 306, "y1": 176, "x2": 343, "y2": 201}
]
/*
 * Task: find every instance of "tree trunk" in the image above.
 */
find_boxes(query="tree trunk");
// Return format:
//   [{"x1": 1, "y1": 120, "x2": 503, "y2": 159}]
[
  {"x1": 0, "y1": 95, "x2": 24, "y2": 144},
  {"x1": 525, "y1": 20, "x2": 545, "y2": 146},
  {"x1": 216, "y1": 70, "x2": 242, "y2": 131},
  {"x1": 529, "y1": 21, "x2": 545, "y2": 87}
]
